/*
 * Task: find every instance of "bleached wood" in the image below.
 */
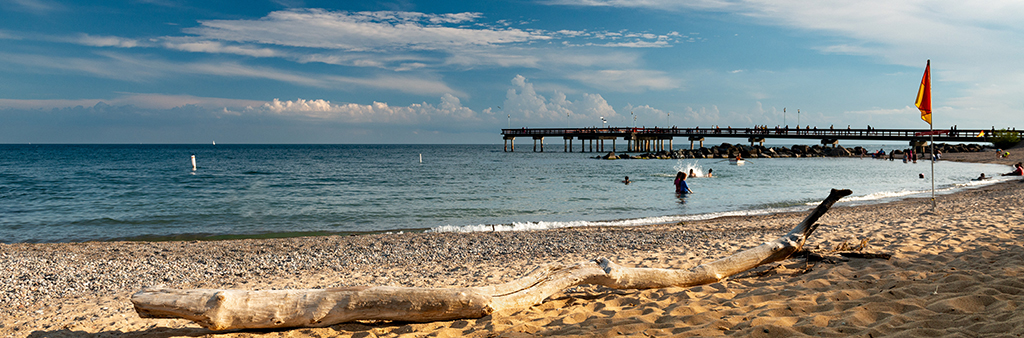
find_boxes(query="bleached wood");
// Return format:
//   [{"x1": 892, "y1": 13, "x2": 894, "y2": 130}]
[{"x1": 133, "y1": 189, "x2": 852, "y2": 330}]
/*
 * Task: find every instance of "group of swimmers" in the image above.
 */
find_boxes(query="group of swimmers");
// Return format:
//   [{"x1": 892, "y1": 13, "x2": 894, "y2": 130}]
[
  {"x1": 622, "y1": 167, "x2": 713, "y2": 195},
  {"x1": 973, "y1": 162, "x2": 1022, "y2": 180},
  {"x1": 672, "y1": 169, "x2": 712, "y2": 194}
]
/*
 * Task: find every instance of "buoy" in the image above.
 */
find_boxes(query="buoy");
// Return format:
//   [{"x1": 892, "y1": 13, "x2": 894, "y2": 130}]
[
  {"x1": 419, "y1": 154, "x2": 422, "y2": 163},
  {"x1": 191, "y1": 155, "x2": 197, "y2": 171}
]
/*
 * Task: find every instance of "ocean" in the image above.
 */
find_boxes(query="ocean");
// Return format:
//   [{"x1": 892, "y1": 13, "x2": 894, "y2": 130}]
[{"x1": 0, "y1": 144, "x2": 1011, "y2": 243}]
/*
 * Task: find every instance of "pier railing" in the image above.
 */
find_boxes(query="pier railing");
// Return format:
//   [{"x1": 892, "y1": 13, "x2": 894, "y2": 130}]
[
  {"x1": 500, "y1": 126, "x2": 1020, "y2": 152},
  {"x1": 502, "y1": 127, "x2": 1017, "y2": 142}
]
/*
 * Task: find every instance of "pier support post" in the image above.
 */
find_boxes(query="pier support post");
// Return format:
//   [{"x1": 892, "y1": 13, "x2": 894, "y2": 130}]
[
  {"x1": 503, "y1": 137, "x2": 515, "y2": 152},
  {"x1": 688, "y1": 136, "x2": 704, "y2": 150}
]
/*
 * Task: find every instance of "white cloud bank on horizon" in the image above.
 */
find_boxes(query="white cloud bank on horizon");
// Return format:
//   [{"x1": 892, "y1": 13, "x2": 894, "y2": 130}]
[
  {"x1": 251, "y1": 94, "x2": 478, "y2": 124},
  {"x1": 0, "y1": 75, "x2": 646, "y2": 128}
]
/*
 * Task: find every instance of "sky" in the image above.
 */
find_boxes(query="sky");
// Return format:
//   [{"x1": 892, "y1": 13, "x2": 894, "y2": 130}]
[{"x1": 1, "y1": 0, "x2": 1022, "y2": 144}]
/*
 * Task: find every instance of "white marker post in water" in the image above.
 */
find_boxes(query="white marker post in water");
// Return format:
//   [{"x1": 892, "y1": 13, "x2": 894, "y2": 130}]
[{"x1": 191, "y1": 155, "x2": 197, "y2": 171}]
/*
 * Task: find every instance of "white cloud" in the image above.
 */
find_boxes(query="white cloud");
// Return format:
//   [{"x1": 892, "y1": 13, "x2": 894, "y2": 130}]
[
  {"x1": 543, "y1": 0, "x2": 731, "y2": 11},
  {"x1": 0, "y1": 93, "x2": 481, "y2": 126},
  {"x1": 252, "y1": 93, "x2": 478, "y2": 124},
  {"x1": 74, "y1": 34, "x2": 140, "y2": 48},
  {"x1": 0, "y1": 93, "x2": 266, "y2": 110},
  {"x1": 161, "y1": 39, "x2": 280, "y2": 57},
  {"x1": 323, "y1": 74, "x2": 464, "y2": 97},
  {"x1": 4, "y1": 0, "x2": 61, "y2": 13},
  {"x1": 568, "y1": 69, "x2": 681, "y2": 92},
  {"x1": 0, "y1": 51, "x2": 460, "y2": 96},
  {"x1": 184, "y1": 9, "x2": 548, "y2": 51},
  {"x1": 152, "y1": 8, "x2": 682, "y2": 72},
  {"x1": 502, "y1": 75, "x2": 618, "y2": 125}
]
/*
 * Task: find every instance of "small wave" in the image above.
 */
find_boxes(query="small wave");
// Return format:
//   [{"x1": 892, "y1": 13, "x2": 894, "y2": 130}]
[
  {"x1": 950, "y1": 176, "x2": 1015, "y2": 188},
  {"x1": 428, "y1": 207, "x2": 810, "y2": 233},
  {"x1": 826, "y1": 189, "x2": 929, "y2": 204},
  {"x1": 804, "y1": 177, "x2": 1015, "y2": 206}
]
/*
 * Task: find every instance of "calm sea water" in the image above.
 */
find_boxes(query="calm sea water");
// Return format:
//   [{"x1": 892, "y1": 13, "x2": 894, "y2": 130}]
[{"x1": 0, "y1": 144, "x2": 1011, "y2": 243}]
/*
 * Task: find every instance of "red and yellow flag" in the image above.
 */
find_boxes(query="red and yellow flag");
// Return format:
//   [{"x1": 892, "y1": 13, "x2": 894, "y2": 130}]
[{"x1": 915, "y1": 60, "x2": 932, "y2": 125}]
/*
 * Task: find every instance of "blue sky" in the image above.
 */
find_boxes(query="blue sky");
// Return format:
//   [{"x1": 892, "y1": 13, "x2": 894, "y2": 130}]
[{"x1": 1, "y1": 0, "x2": 1021, "y2": 143}]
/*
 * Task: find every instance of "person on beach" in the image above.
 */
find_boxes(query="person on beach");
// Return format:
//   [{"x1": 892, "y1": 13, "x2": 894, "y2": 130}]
[
  {"x1": 622, "y1": 176, "x2": 631, "y2": 184},
  {"x1": 1001, "y1": 162, "x2": 1023, "y2": 176},
  {"x1": 674, "y1": 172, "x2": 693, "y2": 194}
]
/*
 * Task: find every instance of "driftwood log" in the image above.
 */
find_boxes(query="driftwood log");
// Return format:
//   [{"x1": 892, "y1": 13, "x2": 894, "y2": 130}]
[{"x1": 132, "y1": 189, "x2": 853, "y2": 330}]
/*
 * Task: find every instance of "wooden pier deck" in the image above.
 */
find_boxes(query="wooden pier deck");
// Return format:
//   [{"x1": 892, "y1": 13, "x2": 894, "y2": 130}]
[{"x1": 500, "y1": 127, "x2": 1019, "y2": 152}]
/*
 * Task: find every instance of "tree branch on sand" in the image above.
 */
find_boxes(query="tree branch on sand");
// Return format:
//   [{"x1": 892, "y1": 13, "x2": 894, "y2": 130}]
[{"x1": 131, "y1": 189, "x2": 853, "y2": 331}]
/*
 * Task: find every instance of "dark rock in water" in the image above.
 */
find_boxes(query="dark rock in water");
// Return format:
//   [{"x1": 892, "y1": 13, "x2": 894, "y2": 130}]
[
  {"x1": 592, "y1": 141, "x2": 991, "y2": 161},
  {"x1": 830, "y1": 145, "x2": 852, "y2": 157}
]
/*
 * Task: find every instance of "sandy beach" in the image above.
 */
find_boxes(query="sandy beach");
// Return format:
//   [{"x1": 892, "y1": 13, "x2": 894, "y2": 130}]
[{"x1": 3, "y1": 150, "x2": 1023, "y2": 337}]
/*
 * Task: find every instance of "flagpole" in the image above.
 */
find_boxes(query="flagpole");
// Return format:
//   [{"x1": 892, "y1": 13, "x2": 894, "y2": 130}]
[
  {"x1": 927, "y1": 60, "x2": 935, "y2": 209},
  {"x1": 930, "y1": 123, "x2": 935, "y2": 209}
]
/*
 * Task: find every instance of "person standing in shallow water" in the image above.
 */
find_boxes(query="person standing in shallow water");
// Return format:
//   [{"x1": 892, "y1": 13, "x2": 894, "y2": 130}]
[{"x1": 674, "y1": 172, "x2": 693, "y2": 194}]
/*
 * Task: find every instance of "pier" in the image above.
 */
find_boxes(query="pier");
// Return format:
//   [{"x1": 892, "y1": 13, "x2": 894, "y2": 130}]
[{"x1": 501, "y1": 127, "x2": 1020, "y2": 152}]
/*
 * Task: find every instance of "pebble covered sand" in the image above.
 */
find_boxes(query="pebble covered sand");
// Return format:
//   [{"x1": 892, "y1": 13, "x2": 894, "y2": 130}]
[{"x1": 2, "y1": 148, "x2": 1023, "y2": 337}]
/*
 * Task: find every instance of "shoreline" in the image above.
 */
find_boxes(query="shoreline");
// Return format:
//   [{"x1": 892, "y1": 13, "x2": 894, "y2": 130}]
[{"x1": 3, "y1": 152, "x2": 1023, "y2": 336}]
